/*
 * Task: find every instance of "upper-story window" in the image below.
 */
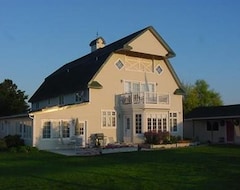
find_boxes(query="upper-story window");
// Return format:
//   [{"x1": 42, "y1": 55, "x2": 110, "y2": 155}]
[
  {"x1": 35, "y1": 102, "x2": 39, "y2": 110},
  {"x1": 156, "y1": 65, "x2": 163, "y2": 75},
  {"x1": 115, "y1": 60, "x2": 124, "y2": 70},
  {"x1": 124, "y1": 80, "x2": 155, "y2": 93},
  {"x1": 59, "y1": 95, "x2": 64, "y2": 105},
  {"x1": 75, "y1": 91, "x2": 85, "y2": 103}
]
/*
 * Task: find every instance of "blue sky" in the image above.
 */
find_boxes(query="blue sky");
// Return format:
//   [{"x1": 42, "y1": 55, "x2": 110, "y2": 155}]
[{"x1": 0, "y1": 0, "x2": 240, "y2": 105}]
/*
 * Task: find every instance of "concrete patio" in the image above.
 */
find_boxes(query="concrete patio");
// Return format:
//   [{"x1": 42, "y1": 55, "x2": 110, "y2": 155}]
[{"x1": 48, "y1": 146, "x2": 139, "y2": 156}]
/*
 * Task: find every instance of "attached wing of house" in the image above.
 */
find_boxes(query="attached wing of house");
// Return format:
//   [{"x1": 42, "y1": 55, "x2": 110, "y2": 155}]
[
  {"x1": 29, "y1": 26, "x2": 184, "y2": 150},
  {"x1": 184, "y1": 105, "x2": 240, "y2": 144}
]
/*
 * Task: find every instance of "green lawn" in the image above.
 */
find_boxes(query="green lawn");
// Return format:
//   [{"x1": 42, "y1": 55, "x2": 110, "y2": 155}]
[{"x1": 0, "y1": 145, "x2": 240, "y2": 190}]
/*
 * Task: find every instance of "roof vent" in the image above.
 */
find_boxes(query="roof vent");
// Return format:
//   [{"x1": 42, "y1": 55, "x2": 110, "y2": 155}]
[{"x1": 89, "y1": 37, "x2": 106, "y2": 52}]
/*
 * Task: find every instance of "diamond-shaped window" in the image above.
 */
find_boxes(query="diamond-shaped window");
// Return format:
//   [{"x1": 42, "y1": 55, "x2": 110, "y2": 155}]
[
  {"x1": 116, "y1": 60, "x2": 124, "y2": 70},
  {"x1": 156, "y1": 65, "x2": 163, "y2": 74}
]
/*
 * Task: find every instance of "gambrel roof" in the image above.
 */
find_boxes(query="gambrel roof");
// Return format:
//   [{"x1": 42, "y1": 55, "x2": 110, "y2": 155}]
[
  {"x1": 29, "y1": 26, "x2": 178, "y2": 102},
  {"x1": 185, "y1": 104, "x2": 240, "y2": 120}
]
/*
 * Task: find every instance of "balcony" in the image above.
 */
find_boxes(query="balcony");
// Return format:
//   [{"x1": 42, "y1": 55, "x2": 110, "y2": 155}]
[{"x1": 119, "y1": 92, "x2": 170, "y2": 109}]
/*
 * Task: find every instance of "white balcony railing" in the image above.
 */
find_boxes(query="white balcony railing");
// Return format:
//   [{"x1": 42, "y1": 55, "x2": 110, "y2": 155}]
[{"x1": 120, "y1": 92, "x2": 170, "y2": 106}]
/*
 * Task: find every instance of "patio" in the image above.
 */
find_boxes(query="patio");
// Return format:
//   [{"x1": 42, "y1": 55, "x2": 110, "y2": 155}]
[{"x1": 48, "y1": 145, "x2": 139, "y2": 156}]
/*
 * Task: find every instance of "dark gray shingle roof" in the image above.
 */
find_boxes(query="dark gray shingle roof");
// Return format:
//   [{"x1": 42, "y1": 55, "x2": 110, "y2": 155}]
[
  {"x1": 29, "y1": 26, "x2": 175, "y2": 102},
  {"x1": 185, "y1": 104, "x2": 240, "y2": 120}
]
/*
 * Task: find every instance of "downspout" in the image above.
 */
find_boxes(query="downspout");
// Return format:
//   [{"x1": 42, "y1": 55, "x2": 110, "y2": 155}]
[{"x1": 28, "y1": 112, "x2": 34, "y2": 147}]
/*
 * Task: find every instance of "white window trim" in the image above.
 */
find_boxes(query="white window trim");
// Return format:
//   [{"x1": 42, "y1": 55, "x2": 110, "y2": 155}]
[
  {"x1": 146, "y1": 113, "x2": 168, "y2": 132},
  {"x1": 101, "y1": 110, "x2": 117, "y2": 128},
  {"x1": 115, "y1": 59, "x2": 124, "y2": 70},
  {"x1": 155, "y1": 64, "x2": 164, "y2": 75},
  {"x1": 41, "y1": 119, "x2": 73, "y2": 140},
  {"x1": 169, "y1": 112, "x2": 178, "y2": 133},
  {"x1": 123, "y1": 80, "x2": 156, "y2": 93},
  {"x1": 42, "y1": 120, "x2": 51, "y2": 139},
  {"x1": 135, "y1": 113, "x2": 142, "y2": 134}
]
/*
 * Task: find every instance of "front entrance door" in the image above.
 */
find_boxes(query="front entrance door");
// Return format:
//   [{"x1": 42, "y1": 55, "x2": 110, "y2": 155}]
[
  {"x1": 226, "y1": 121, "x2": 234, "y2": 142},
  {"x1": 124, "y1": 115, "x2": 131, "y2": 143}
]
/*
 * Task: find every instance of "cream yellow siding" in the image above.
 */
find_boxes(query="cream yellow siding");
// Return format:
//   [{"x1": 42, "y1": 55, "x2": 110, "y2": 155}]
[{"x1": 128, "y1": 30, "x2": 168, "y2": 56}]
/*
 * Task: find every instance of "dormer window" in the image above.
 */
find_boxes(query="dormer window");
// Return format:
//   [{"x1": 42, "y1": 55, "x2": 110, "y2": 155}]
[{"x1": 75, "y1": 92, "x2": 83, "y2": 102}]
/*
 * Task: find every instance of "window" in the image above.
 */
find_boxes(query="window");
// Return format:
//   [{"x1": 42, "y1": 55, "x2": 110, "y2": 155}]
[
  {"x1": 153, "y1": 118, "x2": 157, "y2": 131},
  {"x1": 163, "y1": 118, "x2": 167, "y2": 132},
  {"x1": 115, "y1": 60, "x2": 124, "y2": 70},
  {"x1": 147, "y1": 118, "x2": 152, "y2": 131},
  {"x1": 51, "y1": 121, "x2": 60, "y2": 138},
  {"x1": 42, "y1": 121, "x2": 51, "y2": 138},
  {"x1": 135, "y1": 114, "x2": 142, "y2": 134},
  {"x1": 59, "y1": 96, "x2": 64, "y2": 105},
  {"x1": 207, "y1": 121, "x2": 219, "y2": 131},
  {"x1": 20, "y1": 122, "x2": 23, "y2": 136},
  {"x1": 75, "y1": 91, "x2": 85, "y2": 102},
  {"x1": 170, "y1": 112, "x2": 178, "y2": 132},
  {"x1": 157, "y1": 118, "x2": 162, "y2": 131},
  {"x1": 75, "y1": 122, "x2": 84, "y2": 136},
  {"x1": 126, "y1": 118, "x2": 130, "y2": 129},
  {"x1": 36, "y1": 102, "x2": 39, "y2": 109},
  {"x1": 124, "y1": 80, "x2": 156, "y2": 93},
  {"x1": 62, "y1": 121, "x2": 70, "y2": 138},
  {"x1": 147, "y1": 114, "x2": 167, "y2": 132},
  {"x1": 124, "y1": 81, "x2": 132, "y2": 93},
  {"x1": 156, "y1": 65, "x2": 163, "y2": 74},
  {"x1": 213, "y1": 122, "x2": 219, "y2": 131},
  {"x1": 102, "y1": 110, "x2": 116, "y2": 127}
]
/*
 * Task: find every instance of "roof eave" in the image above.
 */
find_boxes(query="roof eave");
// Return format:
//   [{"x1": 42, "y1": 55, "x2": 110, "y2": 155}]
[{"x1": 185, "y1": 115, "x2": 240, "y2": 121}]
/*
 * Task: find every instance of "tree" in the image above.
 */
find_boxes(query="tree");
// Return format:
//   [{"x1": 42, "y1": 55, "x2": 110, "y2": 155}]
[
  {"x1": 0, "y1": 79, "x2": 29, "y2": 116},
  {"x1": 183, "y1": 79, "x2": 223, "y2": 115}
]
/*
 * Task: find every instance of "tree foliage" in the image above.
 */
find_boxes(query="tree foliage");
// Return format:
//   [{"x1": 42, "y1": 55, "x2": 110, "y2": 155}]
[
  {"x1": 183, "y1": 79, "x2": 223, "y2": 115},
  {"x1": 0, "y1": 79, "x2": 29, "y2": 116}
]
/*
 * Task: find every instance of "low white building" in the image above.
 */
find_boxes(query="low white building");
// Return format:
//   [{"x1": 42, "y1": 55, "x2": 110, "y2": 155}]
[
  {"x1": 0, "y1": 113, "x2": 33, "y2": 146},
  {"x1": 184, "y1": 104, "x2": 240, "y2": 144}
]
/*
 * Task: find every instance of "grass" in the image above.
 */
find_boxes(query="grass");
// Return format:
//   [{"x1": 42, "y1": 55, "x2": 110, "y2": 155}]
[{"x1": 0, "y1": 145, "x2": 240, "y2": 190}]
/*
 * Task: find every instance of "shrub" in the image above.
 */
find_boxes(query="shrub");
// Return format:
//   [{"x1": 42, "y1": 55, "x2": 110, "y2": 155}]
[
  {"x1": 18, "y1": 146, "x2": 29, "y2": 153},
  {"x1": 22, "y1": 146, "x2": 39, "y2": 153},
  {"x1": 4, "y1": 135, "x2": 24, "y2": 148},
  {"x1": 144, "y1": 131, "x2": 170, "y2": 145},
  {"x1": 170, "y1": 135, "x2": 178, "y2": 144},
  {"x1": 0, "y1": 139, "x2": 7, "y2": 151},
  {"x1": 9, "y1": 147, "x2": 18, "y2": 153}
]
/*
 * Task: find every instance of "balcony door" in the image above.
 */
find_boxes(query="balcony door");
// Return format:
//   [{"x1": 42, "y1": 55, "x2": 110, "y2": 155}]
[{"x1": 124, "y1": 80, "x2": 155, "y2": 93}]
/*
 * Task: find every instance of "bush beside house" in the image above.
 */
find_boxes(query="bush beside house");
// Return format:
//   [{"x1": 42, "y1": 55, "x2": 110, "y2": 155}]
[
  {"x1": 143, "y1": 131, "x2": 190, "y2": 149},
  {"x1": 0, "y1": 135, "x2": 38, "y2": 153}
]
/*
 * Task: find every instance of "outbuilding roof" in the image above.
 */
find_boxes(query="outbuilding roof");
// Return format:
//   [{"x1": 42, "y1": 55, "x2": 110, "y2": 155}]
[
  {"x1": 185, "y1": 104, "x2": 240, "y2": 120},
  {"x1": 29, "y1": 26, "x2": 176, "y2": 102}
]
